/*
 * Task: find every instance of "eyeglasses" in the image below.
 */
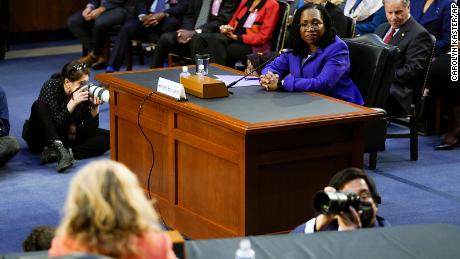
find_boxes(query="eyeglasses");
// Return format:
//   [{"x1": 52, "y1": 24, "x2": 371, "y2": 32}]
[{"x1": 299, "y1": 21, "x2": 323, "y2": 30}]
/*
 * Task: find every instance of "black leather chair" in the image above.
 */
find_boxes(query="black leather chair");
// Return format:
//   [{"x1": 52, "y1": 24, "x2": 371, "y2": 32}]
[
  {"x1": 343, "y1": 16, "x2": 355, "y2": 39},
  {"x1": 344, "y1": 34, "x2": 400, "y2": 169},
  {"x1": 386, "y1": 35, "x2": 436, "y2": 161}
]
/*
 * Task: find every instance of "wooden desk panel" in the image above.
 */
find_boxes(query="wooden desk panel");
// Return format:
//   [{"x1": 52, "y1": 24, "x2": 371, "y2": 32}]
[{"x1": 96, "y1": 65, "x2": 382, "y2": 239}]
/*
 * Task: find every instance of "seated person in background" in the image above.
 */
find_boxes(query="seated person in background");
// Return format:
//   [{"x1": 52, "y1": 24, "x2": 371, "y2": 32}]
[
  {"x1": 375, "y1": 0, "x2": 433, "y2": 115},
  {"x1": 343, "y1": 0, "x2": 386, "y2": 35},
  {"x1": 0, "y1": 86, "x2": 20, "y2": 168},
  {"x1": 68, "y1": 0, "x2": 131, "y2": 68},
  {"x1": 260, "y1": 4, "x2": 364, "y2": 105},
  {"x1": 22, "y1": 61, "x2": 110, "y2": 173},
  {"x1": 189, "y1": 0, "x2": 279, "y2": 67},
  {"x1": 151, "y1": 0, "x2": 237, "y2": 68},
  {"x1": 427, "y1": 50, "x2": 460, "y2": 150},
  {"x1": 23, "y1": 225, "x2": 55, "y2": 252},
  {"x1": 411, "y1": 0, "x2": 453, "y2": 56},
  {"x1": 106, "y1": 0, "x2": 190, "y2": 72},
  {"x1": 245, "y1": 52, "x2": 278, "y2": 76},
  {"x1": 296, "y1": 0, "x2": 351, "y2": 39},
  {"x1": 49, "y1": 160, "x2": 176, "y2": 259},
  {"x1": 292, "y1": 168, "x2": 389, "y2": 233}
]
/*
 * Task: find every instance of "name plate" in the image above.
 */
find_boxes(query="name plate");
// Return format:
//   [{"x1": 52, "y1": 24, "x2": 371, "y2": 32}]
[{"x1": 157, "y1": 77, "x2": 187, "y2": 101}]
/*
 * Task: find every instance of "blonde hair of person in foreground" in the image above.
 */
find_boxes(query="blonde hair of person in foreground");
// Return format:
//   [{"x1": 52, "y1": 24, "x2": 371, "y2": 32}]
[{"x1": 51, "y1": 159, "x2": 175, "y2": 258}]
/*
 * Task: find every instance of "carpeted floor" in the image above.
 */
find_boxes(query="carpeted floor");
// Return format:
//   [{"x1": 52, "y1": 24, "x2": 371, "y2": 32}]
[{"x1": 0, "y1": 43, "x2": 459, "y2": 254}]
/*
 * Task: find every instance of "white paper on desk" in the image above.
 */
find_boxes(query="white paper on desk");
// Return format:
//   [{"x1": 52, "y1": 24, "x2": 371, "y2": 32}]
[{"x1": 214, "y1": 75, "x2": 260, "y2": 88}]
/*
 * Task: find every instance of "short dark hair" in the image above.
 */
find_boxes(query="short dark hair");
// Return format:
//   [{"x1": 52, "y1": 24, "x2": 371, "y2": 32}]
[
  {"x1": 290, "y1": 3, "x2": 336, "y2": 57},
  {"x1": 328, "y1": 168, "x2": 381, "y2": 204},
  {"x1": 23, "y1": 225, "x2": 55, "y2": 251}
]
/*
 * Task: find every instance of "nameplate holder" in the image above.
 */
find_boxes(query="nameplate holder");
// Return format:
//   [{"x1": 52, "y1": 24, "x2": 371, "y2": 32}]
[
  {"x1": 180, "y1": 75, "x2": 229, "y2": 99},
  {"x1": 157, "y1": 77, "x2": 187, "y2": 101}
]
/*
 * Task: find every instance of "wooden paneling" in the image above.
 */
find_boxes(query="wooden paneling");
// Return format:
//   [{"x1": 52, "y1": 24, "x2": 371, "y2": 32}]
[{"x1": 10, "y1": 0, "x2": 85, "y2": 32}]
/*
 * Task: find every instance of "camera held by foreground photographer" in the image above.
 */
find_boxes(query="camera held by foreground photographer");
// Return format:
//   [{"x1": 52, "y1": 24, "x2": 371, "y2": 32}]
[
  {"x1": 292, "y1": 168, "x2": 390, "y2": 234},
  {"x1": 80, "y1": 80, "x2": 109, "y2": 104},
  {"x1": 313, "y1": 191, "x2": 375, "y2": 228}
]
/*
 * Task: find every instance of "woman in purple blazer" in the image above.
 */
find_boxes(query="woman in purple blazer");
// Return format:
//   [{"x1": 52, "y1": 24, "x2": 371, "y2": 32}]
[{"x1": 260, "y1": 3, "x2": 364, "y2": 105}]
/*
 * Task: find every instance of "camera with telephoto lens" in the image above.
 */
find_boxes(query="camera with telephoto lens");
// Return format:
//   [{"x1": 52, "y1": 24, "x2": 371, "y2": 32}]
[
  {"x1": 80, "y1": 80, "x2": 110, "y2": 104},
  {"x1": 313, "y1": 191, "x2": 374, "y2": 227}
]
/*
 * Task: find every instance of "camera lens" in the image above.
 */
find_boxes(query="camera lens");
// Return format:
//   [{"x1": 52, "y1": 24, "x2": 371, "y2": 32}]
[{"x1": 313, "y1": 191, "x2": 359, "y2": 214}]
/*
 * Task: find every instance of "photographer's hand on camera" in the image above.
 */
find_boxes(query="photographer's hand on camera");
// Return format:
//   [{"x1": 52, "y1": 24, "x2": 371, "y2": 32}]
[
  {"x1": 90, "y1": 96, "x2": 101, "y2": 118},
  {"x1": 67, "y1": 86, "x2": 89, "y2": 113},
  {"x1": 315, "y1": 187, "x2": 362, "y2": 231}
]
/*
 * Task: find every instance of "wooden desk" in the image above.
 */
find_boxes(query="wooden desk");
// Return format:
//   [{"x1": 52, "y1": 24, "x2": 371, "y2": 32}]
[{"x1": 95, "y1": 64, "x2": 382, "y2": 239}]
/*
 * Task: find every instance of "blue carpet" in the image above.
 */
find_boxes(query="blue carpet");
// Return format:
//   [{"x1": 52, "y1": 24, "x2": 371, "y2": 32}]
[
  {"x1": 0, "y1": 49, "x2": 149, "y2": 253},
  {"x1": 1, "y1": 45, "x2": 460, "y2": 253}
]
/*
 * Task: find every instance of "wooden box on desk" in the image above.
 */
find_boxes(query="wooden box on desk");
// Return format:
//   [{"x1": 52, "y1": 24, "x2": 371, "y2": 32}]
[{"x1": 180, "y1": 75, "x2": 229, "y2": 98}]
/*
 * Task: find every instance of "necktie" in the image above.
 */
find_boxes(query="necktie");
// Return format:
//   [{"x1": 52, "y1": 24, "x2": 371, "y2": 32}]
[
  {"x1": 195, "y1": 0, "x2": 212, "y2": 29},
  {"x1": 384, "y1": 27, "x2": 396, "y2": 44},
  {"x1": 155, "y1": 0, "x2": 166, "y2": 13}
]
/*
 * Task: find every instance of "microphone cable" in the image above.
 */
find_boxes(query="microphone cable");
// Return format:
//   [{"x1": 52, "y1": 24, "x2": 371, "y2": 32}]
[
  {"x1": 137, "y1": 91, "x2": 169, "y2": 229},
  {"x1": 137, "y1": 92, "x2": 156, "y2": 200}
]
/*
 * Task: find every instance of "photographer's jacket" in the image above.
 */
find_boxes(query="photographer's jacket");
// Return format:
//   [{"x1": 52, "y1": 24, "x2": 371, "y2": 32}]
[{"x1": 36, "y1": 78, "x2": 99, "y2": 139}]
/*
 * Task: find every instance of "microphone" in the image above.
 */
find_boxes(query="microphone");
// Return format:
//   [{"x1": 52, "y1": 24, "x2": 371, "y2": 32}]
[{"x1": 226, "y1": 49, "x2": 291, "y2": 88}]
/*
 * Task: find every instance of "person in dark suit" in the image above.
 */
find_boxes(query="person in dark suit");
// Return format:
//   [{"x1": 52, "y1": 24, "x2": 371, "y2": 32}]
[
  {"x1": 427, "y1": 52, "x2": 460, "y2": 150},
  {"x1": 411, "y1": 0, "x2": 453, "y2": 56},
  {"x1": 106, "y1": 0, "x2": 189, "y2": 72},
  {"x1": 374, "y1": 0, "x2": 433, "y2": 115},
  {"x1": 0, "y1": 86, "x2": 20, "y2": 168},
  {"x1": 68, "y1": 0, "x2": 132, "y2": 68},
  {"x1": 151, "y1": 0, "x2": 237, "y2": 68}
]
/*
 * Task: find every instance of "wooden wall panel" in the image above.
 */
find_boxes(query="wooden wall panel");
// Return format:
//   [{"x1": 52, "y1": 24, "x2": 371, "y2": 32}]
[{"x1": 10, "y1": 0, "x2": 85, "y2": 32}]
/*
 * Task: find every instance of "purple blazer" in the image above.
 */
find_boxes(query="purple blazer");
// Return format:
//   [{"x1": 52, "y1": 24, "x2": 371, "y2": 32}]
[{"x1": 261, "y1": 36, "x2": 364, "y2": 105}]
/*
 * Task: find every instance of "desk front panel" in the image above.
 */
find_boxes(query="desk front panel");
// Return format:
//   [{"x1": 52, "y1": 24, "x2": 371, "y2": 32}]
[{"x1": 98, "y1": 67, "x2": 380, "y2": 239}]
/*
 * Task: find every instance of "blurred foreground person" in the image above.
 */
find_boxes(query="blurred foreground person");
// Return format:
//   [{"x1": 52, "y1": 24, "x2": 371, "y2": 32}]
[{"x1": 49, "y1": 160, "x2": 176, "y2": 259}]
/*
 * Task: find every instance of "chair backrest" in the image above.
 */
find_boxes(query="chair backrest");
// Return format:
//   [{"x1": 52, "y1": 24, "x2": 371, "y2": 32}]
[
  {"x1": 413, "y1": 34, "x2": 436, "y2": 113},
  {"x1": 344, "y1": 16, "x2": 355, "y2": 38},
  {"x1": 271, "y1": 0, "x2": 290, "y2": 52},
  {"x1": 343, "y1": 34, "x2": 400, "y2": 108}
]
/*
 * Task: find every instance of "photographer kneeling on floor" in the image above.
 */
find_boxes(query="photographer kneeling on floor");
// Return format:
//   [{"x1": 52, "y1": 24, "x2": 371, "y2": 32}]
[
  {"x1": 292, "y1": 168, "x2": 389, "y2": 233},
  {"x1": 22, "y1": 60, "x2": 110, "y2": 173}
]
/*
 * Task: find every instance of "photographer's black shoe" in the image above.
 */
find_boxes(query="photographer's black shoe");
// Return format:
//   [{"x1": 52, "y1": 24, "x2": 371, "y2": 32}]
[
  {"x1": 40, "y1": 146, "x2": 58, "y2": 165},
  {"x1": 52, "y1": 140, "x2": 75, "y2": 173}
]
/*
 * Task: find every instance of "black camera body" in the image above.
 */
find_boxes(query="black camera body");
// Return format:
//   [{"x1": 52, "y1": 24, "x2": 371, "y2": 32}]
[{"x1": 313, "y1": 191, "x2": 374, "y2": 227}]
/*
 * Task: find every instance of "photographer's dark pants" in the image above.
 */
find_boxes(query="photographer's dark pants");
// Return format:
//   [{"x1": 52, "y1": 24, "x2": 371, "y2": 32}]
[{"x1": 23, "y1": 101, "x2": 110, "y2": 159}]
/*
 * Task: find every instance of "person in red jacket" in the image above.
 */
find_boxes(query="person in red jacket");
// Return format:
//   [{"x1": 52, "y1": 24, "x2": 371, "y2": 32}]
[{"x1": 190, "y1": 0, "x2": 280, "y2": 67}]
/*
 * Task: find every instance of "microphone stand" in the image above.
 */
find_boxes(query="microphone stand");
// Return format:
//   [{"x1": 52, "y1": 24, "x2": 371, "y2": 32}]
[{"x1": 226, "y1": 49, "x2": 289, "y2": 88}]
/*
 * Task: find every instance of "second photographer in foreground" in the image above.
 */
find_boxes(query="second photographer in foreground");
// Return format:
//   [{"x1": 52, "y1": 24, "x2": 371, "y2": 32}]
[
  {"x1": 22, "y1": 61, "x2": 110, "y2": 172},
  {"x1": 292, "y1": 168, "x2": 389, "y2": 233}
]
